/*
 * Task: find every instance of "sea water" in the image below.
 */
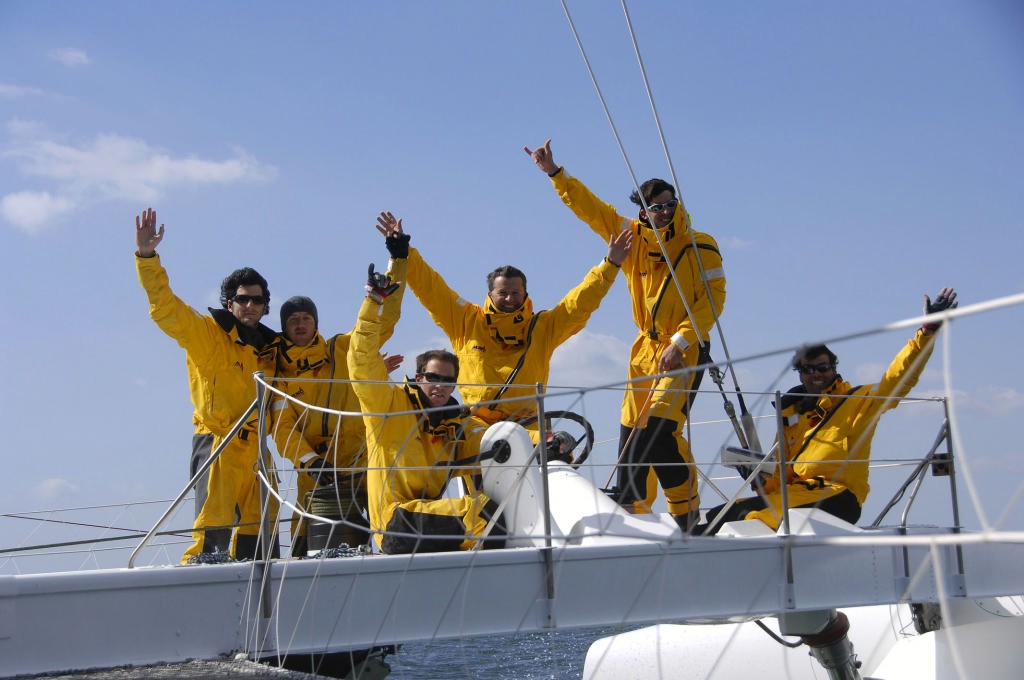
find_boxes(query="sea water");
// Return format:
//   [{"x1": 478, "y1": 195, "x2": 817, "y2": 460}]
[{"x1": 386, "y1": 626, "x2": 632, "y2": 679}]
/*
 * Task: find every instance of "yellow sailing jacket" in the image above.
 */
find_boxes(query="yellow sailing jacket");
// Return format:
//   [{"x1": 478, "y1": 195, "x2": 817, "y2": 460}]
[
  {"x1": 405, "y1": 247, "x2": 620, "y2": 421},
  {"x1": 273, "y1": 258, "x2": 407, "y2": 473},
  {"x1": 767, "y1": 329, "x2": 937, "y2": 504},
  {"x1": 136, "y1": 254, "x2": 279, "y2": 438},
  {"x1": 550, "y1": 170, "x2": 725, "y2": 354},
  {"x1": 348, "y1": 296, "x2": 488, "y2": 546}
]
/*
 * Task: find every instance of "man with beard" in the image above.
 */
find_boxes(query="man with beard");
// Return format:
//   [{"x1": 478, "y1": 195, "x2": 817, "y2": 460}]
[
  {"x1": 526, "y1": 140, "x2": 726, "y2": 530},
  {"x1": 700, "y1": 288, "x2": 958, "y2": 533},
  {"x1": 378, "y1": 212, "x2": 631, "y2": 459}
]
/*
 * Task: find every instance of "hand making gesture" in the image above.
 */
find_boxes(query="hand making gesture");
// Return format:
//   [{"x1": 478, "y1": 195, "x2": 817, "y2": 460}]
[{"x1": 524, "y1": 138, "x2": 559, "y2": 175}]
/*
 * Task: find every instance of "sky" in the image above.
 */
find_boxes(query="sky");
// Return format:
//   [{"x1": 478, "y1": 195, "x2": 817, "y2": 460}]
[{"x1": 2, "y1": 1, "x2": 1023, "y2": 567}]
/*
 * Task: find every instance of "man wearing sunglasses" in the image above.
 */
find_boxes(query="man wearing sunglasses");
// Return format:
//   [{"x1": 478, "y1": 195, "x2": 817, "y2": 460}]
[
  {"x1": 700, "y1": 288, "x2": 958, "y2": 534},
  {"x1": 525, "y1": 140, "x2": 726, "y2": 531},
  {"x1": 349, "y1": 217, "x2": 505, "y2": 555},
  {"x1": 134, "y1": 208, "x2": 280, "y2": 563}
]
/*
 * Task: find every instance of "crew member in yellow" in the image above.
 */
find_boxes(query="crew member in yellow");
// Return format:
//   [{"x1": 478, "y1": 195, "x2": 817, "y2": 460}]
[
  {"x1": 349, "y1": 213, "x2": 504, "y2": 554},
  {"x1": 526, "y1": 140, "x2": 726, "y2": 530},
  {"x1": 391, "y1": 216, "x2": 632, "y2": 436},
  {"x1": 272, "y1": 280, "x2": 404, "y2": 556},
  {"x1": 701, "y1": 288, "x2": 957, "y2": 533},
  {"x1": 134, "y1": 208, "x2": 280, "y2": 563}
]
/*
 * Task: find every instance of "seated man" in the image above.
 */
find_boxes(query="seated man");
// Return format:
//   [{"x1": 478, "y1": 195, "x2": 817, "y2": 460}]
[
  {"x1": 349, "y1": 213, "x2": 505, "y2": 554},
  {"x1": 701, "y1": 288, "x2": 957, "y2": 534}
]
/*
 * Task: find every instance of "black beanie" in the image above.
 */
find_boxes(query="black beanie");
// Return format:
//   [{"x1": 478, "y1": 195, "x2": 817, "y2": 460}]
[{"x1": 280, "y1": 296, "x2": 318, "y2": 330}]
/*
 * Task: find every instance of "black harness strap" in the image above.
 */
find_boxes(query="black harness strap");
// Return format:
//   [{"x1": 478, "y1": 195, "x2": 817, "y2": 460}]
[
  {"x1": 790, "y1": 385, "x2": 863, "y2": 464},
  {"x1": 490, "y1": 312, "x2": 543, "y2": 404},
  {"x1": 647, "y1": 242, "x2": 721, "y2": 340}
]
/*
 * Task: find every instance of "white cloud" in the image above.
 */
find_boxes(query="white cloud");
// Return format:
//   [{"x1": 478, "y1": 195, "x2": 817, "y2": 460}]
[
  {"x1": 950, "y1": 386, "x2": 1024, "y2": 416},
  {"x1": 0, "y1": 83, "x2": 46, "y2": 99},
  {"x1": 2, "y1": 123, "x2": 278, "y2": 231},
  {"x1": 724, "y1": 236, "x2": 754, "y2": 249},
  {"x1": 1, "y1": 191, "x2": 73, "y2": 233},
  {"x1": 549, "y1": 330, "x2": 631, "y2": 388},
  {"x1": 32, "y1": 478, "x2": 81, "y2": 502},
  {"x1": 7, "y1": 118, "x2": 49, "y2": 136},
  {"x1": 47, "y1": 47, "x2": 90, "y2": 67}
]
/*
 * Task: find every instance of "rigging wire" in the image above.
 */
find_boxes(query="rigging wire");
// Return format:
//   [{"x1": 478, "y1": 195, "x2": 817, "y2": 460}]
[
  {"x1": 618, "y1": 0, "x2": 761, "y2": 451},
  {"x1": 559, "y1": 0, "x2": 761, "y2": 451}
]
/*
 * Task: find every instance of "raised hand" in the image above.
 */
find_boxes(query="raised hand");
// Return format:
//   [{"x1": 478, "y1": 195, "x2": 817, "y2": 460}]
[
  {"x1": 375, "y1": 211, "x2": 410, "y2": 258},
  {"x1": 607, "y1": 229, "x2": 634, "y2": 266},
  {"x1": 524, "y1": 139, "x2": 558, "y2": 175},
  {"x1": 922, "y1": 287, "x2": 958, "y2": 333},
  {"x1": 381, "y1": 352, "x2": 405, "y2": 374},
  {"x1": 135, "y1": 207, "x2": 164, "y2": 257}
]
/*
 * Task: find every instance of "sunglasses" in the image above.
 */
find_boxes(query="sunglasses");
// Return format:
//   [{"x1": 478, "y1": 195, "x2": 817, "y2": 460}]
[
  {"x1": 647, "y1": 198, "x2": 678, "y2": 214},
  {"x1": 419, "y1": 372, "x2": 457, "y2": 384},
  {"x1": 797, "y1": 362, "x2": 834, "y2": 375},
  {"x1": 232, "y1": 294, "x2": 266, "y2": 306}
]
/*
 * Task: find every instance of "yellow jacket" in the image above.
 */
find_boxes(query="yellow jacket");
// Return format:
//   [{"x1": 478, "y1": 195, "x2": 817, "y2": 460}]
[
  {"x1": 273, "y1": 258, "x2": 407, "y2": 474},
  {"x1": 550, "y1": 170, "x2": 725, "y2": 355},
  {"x1": 405, "y1": 247, "x2": 620, "y2": 421},
  {"x1": 136, "y1": 254, "x2": 279, "y2": 438},
  {"x1": 348, "y1": 296, "x2": 489, "y2": 550},
  {"x1": 767, "y1": 329, "x2": 937, "y2": 504}
]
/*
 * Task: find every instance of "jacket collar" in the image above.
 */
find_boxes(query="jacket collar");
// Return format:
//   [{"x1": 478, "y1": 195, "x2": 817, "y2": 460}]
[
  {"x1": 482, "y1": 296, "x2": 534, "y2": 348},
  {"x1": 210, "y1": 308, "x2": 277, "y2": 350},
  {"x1": 276, "y1": 332, "x2": 330, "y2": 373},
  {"x1": 403, "y1": 378, "x2": 466, "y2": 427}
]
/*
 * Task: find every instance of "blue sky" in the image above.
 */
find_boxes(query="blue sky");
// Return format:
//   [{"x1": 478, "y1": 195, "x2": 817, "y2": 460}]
[{"x1": 2, "y1": 2, "x2": 1023, "y2": 559}]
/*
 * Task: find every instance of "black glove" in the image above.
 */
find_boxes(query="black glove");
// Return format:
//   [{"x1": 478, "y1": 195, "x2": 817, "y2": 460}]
[
  {"x1": 366, "y1": 263, "x2": 400, "y2": 304},
  {"x1": 544, "y1": 431, "x2": 576, "y2": 465},
  {"x1": 385, "y1": 231, "x2": 411, "y2": 259},
  {"x1": 306, "y1": 457, "x2": 336, "y2": 486},
  {"x1": 923, "y1": 288, "x2": 958, "y2": 331}
]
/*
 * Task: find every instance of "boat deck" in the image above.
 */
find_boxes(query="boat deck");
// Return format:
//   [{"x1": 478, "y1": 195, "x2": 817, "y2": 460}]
[{"x1": 11, "y1": 657, "x2": 330, "y2": 680}]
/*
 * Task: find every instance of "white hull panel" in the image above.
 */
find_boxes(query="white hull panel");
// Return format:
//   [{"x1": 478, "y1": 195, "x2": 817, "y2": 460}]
[{"x1": 4, "y1": 532, "x2": 1023, "y2": 676}]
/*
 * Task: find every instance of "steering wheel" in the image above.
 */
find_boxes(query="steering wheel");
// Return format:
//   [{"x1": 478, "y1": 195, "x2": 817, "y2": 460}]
[{"x1": 515, "y1": 410, "x2": 595, "y2": 469}]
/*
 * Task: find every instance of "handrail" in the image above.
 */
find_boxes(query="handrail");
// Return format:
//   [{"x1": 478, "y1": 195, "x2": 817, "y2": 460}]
[{"x1": 127, "y1": 370, "x2": 960, "y2": 565}]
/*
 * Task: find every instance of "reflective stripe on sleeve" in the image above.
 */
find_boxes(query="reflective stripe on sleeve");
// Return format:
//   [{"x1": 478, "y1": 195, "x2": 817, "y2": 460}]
[{"x1": 701, "y1": 267, "x2": 725, "y2": 281}]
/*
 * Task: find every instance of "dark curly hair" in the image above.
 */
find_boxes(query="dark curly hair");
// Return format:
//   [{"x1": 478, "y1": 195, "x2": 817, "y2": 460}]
[
  {"x1": 629, "y1": 178, "x2": 676, "y2": 208},
  {"x1": 219, "y1": 267, "x2": 270, "y2": 316},
  {"x1": 416, "y1": 349, "x2": 459, "y2": 377},
  {"x1": 791, "y1": 344, "x2": 838, "y2": 370}
]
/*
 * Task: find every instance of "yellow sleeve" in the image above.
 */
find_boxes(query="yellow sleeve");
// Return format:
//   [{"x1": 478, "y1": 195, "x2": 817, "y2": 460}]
[
  {"x1": 348, "y1": 297, "x2": 396, "y2": 414},
  {"x1": 269, "y1": 389, "x2": 320, "y2": 469},
  {"x1": 405, "y1": 248, "x2": 474, "y2": 342},
  {"x1": 377, "y1": 256, "x2": 408, "y2": 346},
  {"x1": 542, "y1": 257, "x2": 620, "y2": 344},
  {"x1": 135, "y1": 254, "x2": 221, "y2": 360},
  {"x1": 550, "y1": 169, "x2": 632, "y2": 242}
]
